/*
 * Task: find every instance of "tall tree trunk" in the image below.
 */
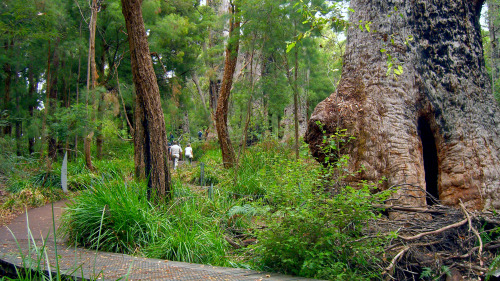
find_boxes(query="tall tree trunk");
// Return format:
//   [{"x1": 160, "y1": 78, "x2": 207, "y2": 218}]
[
  {"x1": 305, "y1": 0, "x2": 500, "y2": 211},
  {"x1": 284, "y1": 31, "x2": 300, "y2": 159},
  {"x1": 96, "y1": 41, "x2": 107, "y2": 159},
  {"x1": 191, "y1": 72, "x2": 207, "y2": 110},
  {"x1": 215, "y1": 1, "x2": 240, "y2": 168},
  {"x1": 238, "y1": 45, "x2": 256, "y2": 160},
  {"x1": 28, "y1": 65, "x2": 36, "y2": 155},
  {"x1": 293, "y1": 40, "x2": 300, "y2": 160},
  {"x1": 3, "y1": 40, "x2": 12, "y2": 136},
  {"x1": 15, "y1": 79, "x2": 21, "y2": 156},
  {"x1": 121, "y1": 0, "x2": 171, "y2": 200},
  {"x1": 84, "y1": 0, "x2": 98, "y2": 171},
  {"x1": 41, "y1": 40, "x2": 51, "y2": 156},
  {"x1": 75, "y1": 19, "x2": 82, "y2": 159},
  {"x1": 47, "y1": 41, "x2": 60, "y2": 160}
]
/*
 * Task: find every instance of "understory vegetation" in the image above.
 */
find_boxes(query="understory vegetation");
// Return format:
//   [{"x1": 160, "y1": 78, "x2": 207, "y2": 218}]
[
  {"x1": 68, "y1": 142, "x2": 389, "y2": 280},
  {"x1": 2, "y1": 138, "x2": 500, "y2": 280},
  {"x1": 1, "y1": 138, "x2": 391, "y2": 280}
]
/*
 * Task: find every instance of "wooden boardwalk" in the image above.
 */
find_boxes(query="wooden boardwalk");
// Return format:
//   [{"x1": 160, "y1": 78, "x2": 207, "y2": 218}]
[{"x1": 0, "y1": 201, "x2": 318, "y2": 281}]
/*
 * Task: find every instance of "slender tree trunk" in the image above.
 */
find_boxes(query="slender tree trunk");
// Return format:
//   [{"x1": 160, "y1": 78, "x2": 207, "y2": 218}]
[
  {"x1": 28, "y1": 65, "x2": 36, "y2": 155},
  {"x1": 115, "y1": 62, "x2": 134, "y2": 135},
  {"x1": 215, "y1": 1, "x2": 240, "y2": 168},
  {"x1": 75, "y1": 19, "x2": 82, "y2": 159},
  {"x1": 3, "y1": 39, "x2": 12, "y2": 136},
  {"x1": 191, "y1": 72, "x2": 207, "y2": 109},
  {"x1": 121, "y1": 0, "x2": 171, "y2": 200},
  {"x1": 47, "y1": 41, "x2": 60, "y2": 160},
  {"x1": 84, "y1": 0, "x2": 98, "y2": 171},
  {"x1": 3, "y1": 62, "x2": 12, "y2": 136},
  {"x1": 41, "y1": 40, "x2": 51, "y2": 156},
  {"x1": 96, "y1": 41, "x2": 106, "y2": 159},
  {"x1": 238, "y1": 45, "x2": 256, "y2": 160},
  {"x1": 15, "y1": 83, "x2": 21, "y2": 156},
  {"x1": 293, "y1": 40, "x2": 300, "y2": 160}
]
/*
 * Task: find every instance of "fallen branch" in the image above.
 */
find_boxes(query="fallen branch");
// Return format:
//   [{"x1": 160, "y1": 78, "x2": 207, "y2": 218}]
[
  {"x1": 373, "y1": 204, "x2": 446, "y2": 214},
  {"x1": 384, "y1": 246, "x2": 409, "y2": 280},
  {"x1": 224, "y1": 235, "x2": 241, "y2": 249},
  {"x1": 455, "y1": 262, "x2": 488, "y2": 273},
  {"x1": 399, "y1": 219, "x2": 468, "y2": 241}
]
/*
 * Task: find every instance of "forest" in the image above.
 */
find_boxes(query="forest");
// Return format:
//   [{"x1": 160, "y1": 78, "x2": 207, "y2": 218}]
[{"x1": 0, "y1": 0, "x2": 499, "y2": 280}]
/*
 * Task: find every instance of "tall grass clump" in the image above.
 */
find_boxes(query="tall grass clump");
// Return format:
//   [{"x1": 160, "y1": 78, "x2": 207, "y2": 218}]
[
  {"x1": 61, "y1": 179, "x2": 164, "y2": 254},
  {"x1": 145, "y1": 182, "x2": 231, "y2": 266}
]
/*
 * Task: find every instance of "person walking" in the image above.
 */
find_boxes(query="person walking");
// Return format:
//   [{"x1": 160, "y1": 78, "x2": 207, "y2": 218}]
[
  {"x1": 170, "y1": 141, "x2": 182, "y2": 170},
  {"x1": 185, "y1": 144, "x2": 193, "y2": 165},
  {"x1": 198, "y1": 130, "x2": 203, "y2": 141}
]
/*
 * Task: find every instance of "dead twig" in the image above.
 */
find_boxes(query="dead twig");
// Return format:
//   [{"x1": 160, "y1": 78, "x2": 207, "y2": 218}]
[
  {"x1": 384, "y1": 246, "x2": 409, "y2": 280},
  {"x1": 455, "y1": 262, "x2": 488, "y2": 273},
  {"x1": 399, "y1": 218, "x2": 468, "y2": 241},
  {"x1": 373, "y1": 204, "x2": 447, "y2": 214}
]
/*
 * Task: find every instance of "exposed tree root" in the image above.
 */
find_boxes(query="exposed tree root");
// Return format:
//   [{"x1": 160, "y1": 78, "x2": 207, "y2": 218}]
[{"x1": 373, "y1": 187, "x2": 500, "y2": 281}]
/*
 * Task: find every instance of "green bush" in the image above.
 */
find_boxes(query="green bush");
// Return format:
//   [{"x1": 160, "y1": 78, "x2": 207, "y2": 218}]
[{"x1": 253, "y1": 185, "x2": 390, "y2": 280}]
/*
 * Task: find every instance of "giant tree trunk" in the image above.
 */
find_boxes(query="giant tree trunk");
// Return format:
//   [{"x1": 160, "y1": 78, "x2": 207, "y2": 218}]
[
  {"x1": 215, "y1": 2, "x2": 240, "y2": 168},
  {"x1": 121, "y1": 0, "x2": 171, "y2": 200},
  {"x1": 305, "y1": 0, "x2": 500, "y2": 211}
]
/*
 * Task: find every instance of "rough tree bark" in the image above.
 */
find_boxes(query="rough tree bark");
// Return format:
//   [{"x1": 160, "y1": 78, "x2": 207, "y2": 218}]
[
  {"x1": 84, "y1": 0, "x2": 98, "y2": 171},
  {"x1": 215, "y1": 1, "x2": 240, "y2": 168},
  {"x1": 305, "y1": 0, "x2": 500, "y2": 210},
  {"x1": 121, "y1": 0, "x2": 171, "y2": 199}
]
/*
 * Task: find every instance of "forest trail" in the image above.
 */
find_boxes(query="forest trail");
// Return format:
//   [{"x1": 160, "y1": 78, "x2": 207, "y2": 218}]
[{"x1": 0, "y1": 200, "x2": 319, "y2": 281}]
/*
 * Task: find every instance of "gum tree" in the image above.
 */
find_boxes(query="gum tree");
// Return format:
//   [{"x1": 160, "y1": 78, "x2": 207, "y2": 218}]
[
  {"x1": 306, "y1": 0, "x2": 500, "y2": 210},
  {"x1": 120, "y1": 0, "x2": 171, "y2": 199}
]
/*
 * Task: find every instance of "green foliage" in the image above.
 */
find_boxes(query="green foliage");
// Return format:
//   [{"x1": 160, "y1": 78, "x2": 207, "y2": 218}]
[
  {"x1": 61, "y1": 179, "x2": 163, "y2": 253},
  {"x1": 240, "y1": 131, "x2": 391, "y2": 280},
  {"x1": 253, "y1": 184, "x2": 389, "y2": 280},
  {"x1": 420, "y1": 265, "x2": 451, "y2": 280}
]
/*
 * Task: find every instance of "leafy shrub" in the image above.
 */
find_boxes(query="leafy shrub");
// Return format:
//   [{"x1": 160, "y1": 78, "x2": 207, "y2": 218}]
[{"x1": 253, "y1": 185, "x2": 390, "y2": 280}]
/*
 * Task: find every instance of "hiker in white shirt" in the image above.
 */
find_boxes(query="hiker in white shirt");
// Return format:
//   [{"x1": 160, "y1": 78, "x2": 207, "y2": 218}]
[
  {"x1": 170, "y1": 141, "x2": 182, "y2": 170},
  {"x1": 185, "y1": 144, "x2": 193, "y2": 165}
]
